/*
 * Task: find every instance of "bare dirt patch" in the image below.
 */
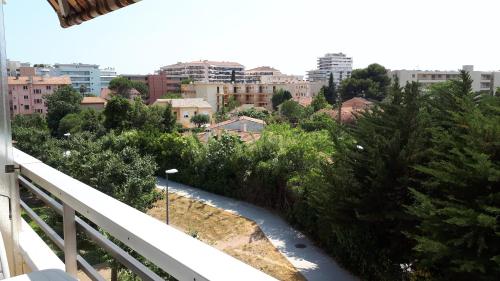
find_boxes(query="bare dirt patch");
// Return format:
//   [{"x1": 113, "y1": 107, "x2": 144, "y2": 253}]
[{"x1": 148, "y1": 193, "x2": 306, "y2": 281}]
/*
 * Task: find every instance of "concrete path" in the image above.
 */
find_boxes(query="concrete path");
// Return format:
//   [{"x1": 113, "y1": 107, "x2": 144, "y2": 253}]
[{"x1": 157, "y1": 178, "x2": 357, "y2": 281}]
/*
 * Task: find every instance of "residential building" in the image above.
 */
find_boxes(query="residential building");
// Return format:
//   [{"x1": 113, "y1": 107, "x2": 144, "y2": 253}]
[
  {"x1": 8, "y1": 76, "x2": 71, "y2": 115},
  {"x1": 100, "y1": 67, "x2": 117, "y2": 91},
  {"x1": 153, "y1": 98, "x2": 213, "y2": 128},
  {"x1": 210, "y1": 116, "x2": 266, "y2": 133},
  {"x1": 245, "y1": 66, "x2": 281, "y2": 83},
  {"x1": 147, "y1": 74, "x2": 182, "y2": 104},
  {"x1": 53, "y1": 63, "x2": 101, "y2": 95},
  {"x1": 121, "y1": 74, "x2": 149, "y2": 84},
  {"x1": 160, "y1": 60, "x2": 245, "y2": 83},
  {"x1": 321, "y1": 97, "x2": 374, "y2": 124},
  {"x1": 182, "y1": 81, "x2": 324, "y2": 111},
  {"x1": 307, "y1": 53, "x2": 353, "y2": 84},
  {"x1": 6, "y1": 60, "x2": 31, "y2": 77},
  {"x1": 81, "y1": 96, "x2": 107, "y2": 110},
  {"x1": 198, "y1": 116, "x2": 266, "y2": 143},
  {"x1": 389, "y1": 65, "x2": 500, "y2": 93},
  {"x1": 121, "y1": 74, "x2": 182, "y2": 104}
]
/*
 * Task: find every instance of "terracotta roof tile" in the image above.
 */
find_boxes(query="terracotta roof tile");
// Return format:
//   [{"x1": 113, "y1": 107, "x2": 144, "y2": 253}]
[{"x1": 8, "y1": 76, "x2": 71, "y2": 85}]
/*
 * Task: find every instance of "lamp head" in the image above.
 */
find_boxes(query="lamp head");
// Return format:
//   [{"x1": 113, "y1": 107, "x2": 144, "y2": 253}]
[{"x1": 165, "y1": 169, "x2": 178, "y2": 175}]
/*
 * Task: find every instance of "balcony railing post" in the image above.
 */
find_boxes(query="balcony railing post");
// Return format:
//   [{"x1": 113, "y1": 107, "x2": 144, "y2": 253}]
[{"x1": 63, "y1": 203, "x2": 78, "y2": 278}]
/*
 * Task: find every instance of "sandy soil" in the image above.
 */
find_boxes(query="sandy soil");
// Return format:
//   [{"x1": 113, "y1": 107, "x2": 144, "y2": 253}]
[{"x1": 148, "y1": 193, "x2": 306, "y2": 281}]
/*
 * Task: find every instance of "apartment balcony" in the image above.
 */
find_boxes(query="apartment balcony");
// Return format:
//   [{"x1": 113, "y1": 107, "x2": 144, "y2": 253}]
[{"x1": 0, "y1": 148, "x2": 276, "y2": 281}]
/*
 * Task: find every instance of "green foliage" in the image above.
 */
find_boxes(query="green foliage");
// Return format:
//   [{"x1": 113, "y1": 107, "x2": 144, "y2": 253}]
[
  {"x1": 311, "y1": 91, "x2": 330, "y2": 112},
  {"x1": 131, "y1": 81, "x2": 149, "y2": 100},
  {"x1": 309, "y1": 80, "x2": 431, "y2": 279},
  {"x1": 340, "y1": 63, "x2": 390, "y2": 101},
  {"x1": 109, "y1": 77, "x2": 133, "y2": 98},
  {"x1": 160, "y1": 92, "x2": 182, "y2": 99},
  {"x1": 45, "y1": 85, "x2": 82, "y2": 136},
  {"x1": 407, "y1": 71, "x2": 500, "y2": 281},
  {"x1": 103, "y1": 96, "x2": 132, "y2": 131},
  {"x1": 181, "y1": 78, "x2": 194, "y2": 84},
  {"x1": 280, "y1": 100, "x2": 305, "y2": 124},
  {"x1": 161, "y1": 103, "x2": 177, "y2": 133},
  {"x1": 300, "y1": 112, "x2": 336, "y2": 132},
  {"x1": 190, "y1": 114, "x2": 210, "y2": 128},
  {"x1": 237, "y1": 108, "x2": 269, "y2": 120},
  {"x1": 231, "y1": 70, "x2": 236, "y2": 83},
  {"x1": 324, "y1": 73, "x2": 338, "y2": 105},
  {"x1": 271, "y1": 89, "x2": 292, "y2": 110}
]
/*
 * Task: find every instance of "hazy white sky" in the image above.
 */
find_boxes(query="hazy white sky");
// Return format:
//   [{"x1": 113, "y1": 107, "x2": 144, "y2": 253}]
[{"x1": 4, "y1": 0, "x2": 500, "y2": 75}]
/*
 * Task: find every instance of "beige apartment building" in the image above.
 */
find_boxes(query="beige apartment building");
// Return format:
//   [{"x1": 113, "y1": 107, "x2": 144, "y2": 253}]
[
  {"x1": 390, "y1": 65, "x2": 500, "y2": 94},
  {"x1": 182, "y1": 81, "x2": 324, "y2": 111},
  {"x1": 153, "y1": 98, "x2": 213, "y2": 128}
]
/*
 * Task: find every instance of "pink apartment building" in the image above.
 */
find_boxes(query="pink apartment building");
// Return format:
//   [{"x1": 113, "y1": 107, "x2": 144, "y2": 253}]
[{"x1": 8, "y1": 76, "x2": 71, "y2": 116}]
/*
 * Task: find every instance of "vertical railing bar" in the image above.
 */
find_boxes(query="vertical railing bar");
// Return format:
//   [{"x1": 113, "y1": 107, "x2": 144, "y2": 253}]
[
  {"x1": 18, "y1": 175, "x2": 163, "y2": 281},
  {"x1": 20, "y1": 200, "x2": 105, "y2": 281},
  {"x1": 63, "y1": 203, "x2": 78, "y2": 278}
]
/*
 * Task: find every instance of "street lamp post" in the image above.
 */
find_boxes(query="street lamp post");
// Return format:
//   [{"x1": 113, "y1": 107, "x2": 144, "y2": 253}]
[{"x1": 165, "y1": 169, "x2": 178, "y2": 225}]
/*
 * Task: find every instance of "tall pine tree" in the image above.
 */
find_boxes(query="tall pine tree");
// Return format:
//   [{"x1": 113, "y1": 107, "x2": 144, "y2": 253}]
[
  {"x1": 311, "y1": 80, "x2": 431, "y2": 279},
  {"x1": 408, "y1": 71, "x2": 500, "y2": 281}
]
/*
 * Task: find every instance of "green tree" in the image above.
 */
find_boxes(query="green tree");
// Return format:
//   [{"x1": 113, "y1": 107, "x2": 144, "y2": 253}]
[
  {"x1": 407, "y1": 71, "x2": 500, "y2": 281},
  {"x1": 131, "y1": 81, "x2": 149, "y2": 100},
  {"x1": 300, "y1": 112, "x2": 336, "y2": 132},
  {"x1": 237, "y1": 108, "x2": 269, "y2": 120},
  {"x1": 162, "y1": 103, "x2": 177, "y2": 133},
  {"x1": 58, "y1": 113, "x2": 83, "y2": 136},
  {"x1": 103, "y1": 96, "x2": 132, "y2": 130},
  {"x1": 109, "y1": 77, "x2": 133, "y2": 98},
  {"x1": 271, "y1": 89, "x2": 292, "y2": 110},
  {"x1": 45, "y1": 85, "x2": 82, "y2": 136},
  {"x1": 324, "y1": 73, "x2": 337, "y2": 105},
  {"x1": 190, "y1": 114, "x2": 210, "y2": 128},
  {"x1": 339, "y1": 63, "x2": 390, "y2": 101},
  {"x1": 160, "y1": 92, "x2": 182, "y2": 99},
  {"x1": 310, "y1": 81, "x2": 430, "y2": 279},
  {"x1": 231, "y1": 70, "x2": 236, "y2": 83},
  {"x1": 311, "y1": 91, "x2": 330, "y2": 112},
  {"x1": 79, "y1": 84, "x2": 88, "y2": 96},
  {"x1": 280, "y1": 100, "x2": 305, "y2": 124}
]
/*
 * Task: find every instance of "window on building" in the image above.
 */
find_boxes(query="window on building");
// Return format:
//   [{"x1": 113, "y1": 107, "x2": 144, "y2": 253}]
[
  {"x1": 24, "y1": 105, "x2": 29, "y2": 110},
  {"x1": 24, "y1": 95, "x2": 29, "y2": 100},
  {"x1": 23, "y1": 85, "x2": 28, "y2": 90},
  {"x1": 34, "y1": 89, "x2": 42, "y2": 94},
  {"x1": 46, "y1": 86, "x2": 51, "y2": 90},
  {"x1": 35, "y1": 99, "x2": 42, "y2": 104},
  {"x1": 183, "y1": 112, "x2": 189, "y2": 118},
  {"x1": 13, "y1": 105, "x2": 17, "y2": 110},
  {"x1": 217, "y1": 87, "x2": 220, "y2": 94},
  {"x1": 35, "y1": 109, "x2": 43, "y2": 113}
]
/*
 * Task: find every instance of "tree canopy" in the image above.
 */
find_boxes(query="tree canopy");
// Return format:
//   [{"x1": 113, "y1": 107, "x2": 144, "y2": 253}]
[
  {"x1": 45, "y1": 85, "x2": 82, "y2": 136},
  {"x1": 339, "y1": 63, "x2": 391, "y2": 101},
  {"x1": 271, "y1": 89, "x2": 292, "y2": 110}
]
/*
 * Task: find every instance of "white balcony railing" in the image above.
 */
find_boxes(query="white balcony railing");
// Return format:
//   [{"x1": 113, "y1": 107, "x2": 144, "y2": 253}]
[{"x1": 11, "y1": 148, "x2": 276, "y2": 281}]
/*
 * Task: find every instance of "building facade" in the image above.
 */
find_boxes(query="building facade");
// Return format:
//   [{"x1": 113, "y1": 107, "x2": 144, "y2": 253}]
[
  {"x1": 182, "y1": 81, "x2": 324, "y2": 111},
  {"x1": 100, "y1": 67, "x2": 117, "y2": 91},
  {"x1": 53, "y1": 63, "x2": 101, "y2": 95},
  {"x1": 6, "y1": 60, "x2": 31, "y2": 77},
  {"x1": 121, "y1": 74, "x2": 182, "y2": 104},
  {"x1": 153, "y1": 98, "x2": 213, "y2": 128},
  {"x1": 160, "y1": 60, "x2": 245, "y2": 83},
  {"x1": 8, "y1": 76, "x2": 71, "y2": 116},
  {"x1": 389, "y1": 65, "x2": 500, "y2": 94},
  {"x1": 307, "y1": 53, "x2": 353, "y2": 84}
]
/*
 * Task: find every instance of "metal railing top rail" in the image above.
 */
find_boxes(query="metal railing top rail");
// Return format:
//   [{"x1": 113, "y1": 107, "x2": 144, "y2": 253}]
[{"x1": 13, "y1": 148, "x2": 276, "y2": 281}]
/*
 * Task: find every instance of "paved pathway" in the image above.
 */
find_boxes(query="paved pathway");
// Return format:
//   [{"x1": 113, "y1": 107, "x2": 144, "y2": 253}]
[{"x1": 157, "y1": 178, "x2": 357, "y2": 281}]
